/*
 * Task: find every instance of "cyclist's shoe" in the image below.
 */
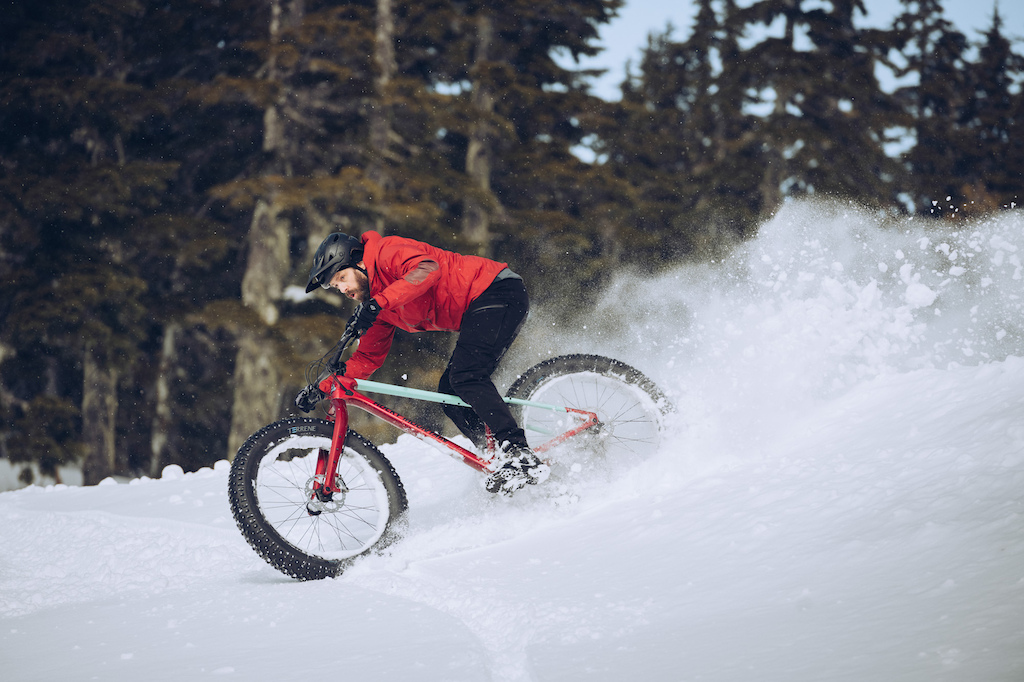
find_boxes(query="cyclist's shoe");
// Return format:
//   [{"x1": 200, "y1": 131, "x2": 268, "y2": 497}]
[{"x1": 485, "y1": 443, "x2": 550, "y2": 496}]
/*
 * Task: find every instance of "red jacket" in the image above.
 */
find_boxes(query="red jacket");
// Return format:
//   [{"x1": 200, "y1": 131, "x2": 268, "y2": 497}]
[{"x1": 345, "y1": 231, "x2": 508, "y2": 379}]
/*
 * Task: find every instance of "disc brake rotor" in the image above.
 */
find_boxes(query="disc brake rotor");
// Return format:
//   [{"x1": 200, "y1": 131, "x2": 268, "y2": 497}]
[{"x1": 304, "y1": 474, "x2": 348, "y2": 514}]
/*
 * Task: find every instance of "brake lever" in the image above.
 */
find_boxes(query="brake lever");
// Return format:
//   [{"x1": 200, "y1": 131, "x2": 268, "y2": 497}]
[{"x1": 294, "y1": 384, "x2": 325, "y2": 413}]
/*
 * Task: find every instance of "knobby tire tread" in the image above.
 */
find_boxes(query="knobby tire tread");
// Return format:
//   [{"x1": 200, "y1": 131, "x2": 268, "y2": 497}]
[{"x1": 228, "y1": 417, "x2": 407, "y2": 581}]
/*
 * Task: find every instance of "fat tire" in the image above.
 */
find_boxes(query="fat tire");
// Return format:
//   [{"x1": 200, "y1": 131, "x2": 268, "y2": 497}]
[
  {"x1": 228, "y1": 417, "x2": 407, "y2": 581},
  {"x1": 506, "y1": 354, "x2": 671, "y2": 459}
]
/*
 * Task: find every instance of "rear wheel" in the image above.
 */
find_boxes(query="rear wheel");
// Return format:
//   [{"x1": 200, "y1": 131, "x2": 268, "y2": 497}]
[
  {"x1": 506, "y1": 354, "x2": 670, "y2": 462},
  {"x1": 228, "y1": 417, "x2": 407, "y2": 580}
]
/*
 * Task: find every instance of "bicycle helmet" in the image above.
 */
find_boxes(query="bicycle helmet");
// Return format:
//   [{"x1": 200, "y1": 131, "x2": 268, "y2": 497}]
[{"x1": 304, "y1": 232, "x2": 365, "y2": 293}]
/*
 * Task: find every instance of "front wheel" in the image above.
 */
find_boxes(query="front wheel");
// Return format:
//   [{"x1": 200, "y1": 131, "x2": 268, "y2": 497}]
[
  {"x1": 506, "y1": 354, "x2": 671, "y2": 462},
  {"x1": 228, "y1": 417, "x2": 407, "y2": 581}
]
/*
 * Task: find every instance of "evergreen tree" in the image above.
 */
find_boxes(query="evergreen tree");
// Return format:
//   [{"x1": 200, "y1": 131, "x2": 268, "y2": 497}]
[
  {"x1": 605, "y1": 0, "x2": 772, "y2": 262},
  {"x1": 0, "y1": 0, "x2": 259, "y2": 482},
  {"x1": 729, "y1": 0, "x2": 903, "y2": 207},
  {"x1": 891, "y1": 0, "x2": 972, "y2": 215},
  {"x1": 383, "y1": 0, "x2": 626, "y2": 266},
  {"x1": 124, "y1": 0, "x2": 265, "y2": 476},
  {"x1": 427, "y1": 0, "x2": 627, "y2": 295},
  {"x1": 611, "y1": 26, "x2": 720, "y2": 260},
  {"x1": 959, "y1": 7, "x2": 1024, "y2": 212},
  {"x1": 700, "y1": 0, "x2": 779, "y2": 237},
  {"x1": 1, "y1": 0, "x2": 162, "y2": 483}
]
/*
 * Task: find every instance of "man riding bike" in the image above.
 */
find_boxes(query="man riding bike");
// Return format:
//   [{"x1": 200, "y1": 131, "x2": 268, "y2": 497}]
[{"x1": 301, "y1": 231, "x2": 550, "y2": 495}]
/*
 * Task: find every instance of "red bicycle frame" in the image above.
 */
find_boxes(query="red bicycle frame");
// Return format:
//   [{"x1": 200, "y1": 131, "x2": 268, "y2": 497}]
[{"x1": 311, "y1": 373, "x2": 599, "y2": 497}]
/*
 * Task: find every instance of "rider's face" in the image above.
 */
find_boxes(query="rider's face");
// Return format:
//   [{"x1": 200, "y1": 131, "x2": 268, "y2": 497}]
[{"x1": 328, "y1": 265, "x2": 370, "y2": 302}]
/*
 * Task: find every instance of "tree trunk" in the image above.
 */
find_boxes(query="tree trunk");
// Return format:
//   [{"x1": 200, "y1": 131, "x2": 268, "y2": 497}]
[
  {"x1": 228, "y1": 332, "x2": 285, "y2": 457},
  {"x1": 228, "y1": 201, "x2": 291, "y2": 457},
  {"x1": 226, "y1": 0, "x2": 303, "y2": 458},
  {"x1": 463, "y1": 13, "x2": 496, "y2": 258},
  {"x1": 368, "y1": 0, "x2": 396, "y2": 195},
  {"x1": 149, "y1": 322, "x2": 178, "y2": 477},
  {"x1": 241, "y1": 200, "x2": 291, "y2": 326},
  {"x1": 81, "y1": 348, "x2": 119, "y2": 485},
  {"x1": 359, "y1": 0, "x2": 397, "y2": 235}
]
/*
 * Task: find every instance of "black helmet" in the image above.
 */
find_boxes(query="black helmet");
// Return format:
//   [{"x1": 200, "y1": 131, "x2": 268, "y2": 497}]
[{"x1": 305, "y1": 232, "x2": 364, "y2": 293}]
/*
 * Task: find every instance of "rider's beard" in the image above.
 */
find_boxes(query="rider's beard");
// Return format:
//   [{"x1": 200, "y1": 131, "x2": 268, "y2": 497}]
[{"x1": 356, "y1": 274, "x2": 371, "y2": 302}]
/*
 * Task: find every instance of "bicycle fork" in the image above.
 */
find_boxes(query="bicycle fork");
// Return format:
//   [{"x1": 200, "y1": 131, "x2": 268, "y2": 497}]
[{"x1": 306, "y1": 398, "x2": 352, "y2": 516}]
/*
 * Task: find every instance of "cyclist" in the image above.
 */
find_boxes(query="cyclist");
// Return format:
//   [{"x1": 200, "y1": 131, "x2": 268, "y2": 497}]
[{"x1": 301, "y1": 231, "x2": 550, "y2": 495}]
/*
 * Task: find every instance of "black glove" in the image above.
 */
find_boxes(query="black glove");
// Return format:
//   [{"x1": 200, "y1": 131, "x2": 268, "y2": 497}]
[
  {"x1": 294, "y1": 385, "x2": 325, "y2": 413},
  {"x1": 349, "y1": 298, "x2": 382, "y2": 337}
]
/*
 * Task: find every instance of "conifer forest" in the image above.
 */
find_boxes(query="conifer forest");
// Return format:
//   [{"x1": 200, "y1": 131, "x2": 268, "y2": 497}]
[{"x1": 1, "y1": 0, "x2": 1021, "y2": 485}]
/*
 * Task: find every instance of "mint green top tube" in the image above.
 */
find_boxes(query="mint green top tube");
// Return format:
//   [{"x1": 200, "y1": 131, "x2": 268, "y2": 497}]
[{"x1": 352, "y1": 379, "x2": 568, "y2": 413}]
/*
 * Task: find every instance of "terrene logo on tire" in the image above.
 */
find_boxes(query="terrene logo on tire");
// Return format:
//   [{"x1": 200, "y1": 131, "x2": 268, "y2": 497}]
[{"x1": 290, "y1": 426, "x2": 317, "y2": 433}]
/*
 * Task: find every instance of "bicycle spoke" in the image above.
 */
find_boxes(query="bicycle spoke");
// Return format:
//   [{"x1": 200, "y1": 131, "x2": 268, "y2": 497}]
[
  {"x1": 251, "y1": 434, "x2": 392, "y2": 561},
  {"x1": 523, "y1": 369, "x2": 663, "y2": 459}
]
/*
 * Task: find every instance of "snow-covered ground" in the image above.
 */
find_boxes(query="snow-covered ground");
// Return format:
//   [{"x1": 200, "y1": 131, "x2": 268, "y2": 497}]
[{"x1": 2, "y1": 201, "x2": 1023, "y2": 681}]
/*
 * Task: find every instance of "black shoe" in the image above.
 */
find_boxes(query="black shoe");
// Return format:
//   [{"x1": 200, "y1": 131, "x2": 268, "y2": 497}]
[{"x1": 485, "y1": 443, "x2": 550, "y2": 496}]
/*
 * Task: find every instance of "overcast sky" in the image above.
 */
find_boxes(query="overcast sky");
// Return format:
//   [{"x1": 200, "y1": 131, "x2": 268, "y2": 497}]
[{"x1": 575, "y1": 0, "x2": 1023, "y2": 100}]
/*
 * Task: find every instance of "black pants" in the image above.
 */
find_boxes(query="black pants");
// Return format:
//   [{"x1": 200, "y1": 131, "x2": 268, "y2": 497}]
[{"x1": 438, "y1": 277, "x2": 529, "y2": 450}]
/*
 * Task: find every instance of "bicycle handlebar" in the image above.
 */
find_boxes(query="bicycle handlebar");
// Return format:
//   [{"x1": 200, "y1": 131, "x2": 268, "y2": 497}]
[
  {"x1": 296, "y1": 324, "x2": 361, "y2": 413},
  {"x1": 327, "y1": 327, "x2": 358, "y2": 374},
  {"x1": 301, "y1": 322, "x2": 355, "y2": 385}
]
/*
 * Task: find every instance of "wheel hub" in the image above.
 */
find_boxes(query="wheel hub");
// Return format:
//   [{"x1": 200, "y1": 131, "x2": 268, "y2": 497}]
[{"x1": 304, "y1": 475, "x2": 347, "y2": 515}]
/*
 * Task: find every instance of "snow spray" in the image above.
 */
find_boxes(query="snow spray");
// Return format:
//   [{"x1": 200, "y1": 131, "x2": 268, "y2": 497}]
[{"x1": 509, "y1": 200, "x2": 1024, "y2": 466}]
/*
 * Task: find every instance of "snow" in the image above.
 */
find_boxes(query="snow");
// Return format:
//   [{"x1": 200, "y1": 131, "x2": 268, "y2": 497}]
[{"x1": 3, "y1": 201, "x2": 1024, "y2": 681}]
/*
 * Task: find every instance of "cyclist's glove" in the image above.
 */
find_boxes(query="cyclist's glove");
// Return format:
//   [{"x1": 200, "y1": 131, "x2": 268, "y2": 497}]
[
  {"x1": 349, "y1": 298, "x2": 382, "y2": 337},
  {"x1": 295, "y1": 385, "x2": 325, "y2": 413}
]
